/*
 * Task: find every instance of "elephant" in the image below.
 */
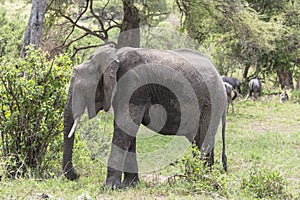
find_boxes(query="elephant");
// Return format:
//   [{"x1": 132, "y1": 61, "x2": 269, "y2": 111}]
[
  {"x1": 62, "y1": 44, "x2": 228, "y2": 188},
  {"x1": 248, "y1": 78, "x2": 262, "y2": 99},
  {"x1": 221, "y1": 75, "x2": 241, "y2": 94},
  {"x1": 224, "y1": 82, "x2": 237, "y2": 113}
]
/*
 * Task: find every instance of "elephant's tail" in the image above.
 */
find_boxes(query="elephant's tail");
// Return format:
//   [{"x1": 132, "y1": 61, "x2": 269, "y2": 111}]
[{"x1": 221, "y1": 110, "x2": 227, "y2": 172}]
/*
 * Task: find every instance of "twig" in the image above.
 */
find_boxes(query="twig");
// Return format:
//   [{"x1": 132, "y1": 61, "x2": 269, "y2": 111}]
[
  {"x1": 90, "y1": 0, "x2": 107, "y2": 40},
  {"x1": 167, "y1": 174, "x2": 190, "y2": 184},
  {"x1": 62, "y1": 0, "x2": 90, "y2": 46},
  {"x1": 50, "y1": 33, "x2": 89, "y2": 56},
  {"x1": 71, "y1": 42, "x2": 117, "y2": 58}
]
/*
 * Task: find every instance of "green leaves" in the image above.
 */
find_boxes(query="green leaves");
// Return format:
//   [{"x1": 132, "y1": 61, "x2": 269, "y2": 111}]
[
  {"x1": 177, "y1": 146, "x2": 228, "y2": 197},
  {"x1": 177, "y1": 0, "x2": 300, "y2": 81},
  {"x1": 0, "y1": 9, "x2": 25, "y2": 60},
  {"x1": 241, "y1": 168, "x2": 292, "y2": 199},
  {"x1": 0, "y1": 46, "x2": 72, "y2": 177}
]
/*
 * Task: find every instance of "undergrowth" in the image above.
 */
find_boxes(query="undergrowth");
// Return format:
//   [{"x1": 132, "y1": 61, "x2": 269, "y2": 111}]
[{"x1": 241, "y1": 168, "x2": 293, "y2": 199}]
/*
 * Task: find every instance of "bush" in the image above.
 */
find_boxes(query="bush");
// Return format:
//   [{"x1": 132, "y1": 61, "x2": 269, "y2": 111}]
[
  {"x1": 241, "y1": 168, "x2": 292, "y2": 199},
  {"x1": 0, "y1": 47, "x2": 72, "y2": 177},
  {"x1": 289, "y1": 89, "x2": 300, "y2": 103},
  {"x1": 176, "y1": 146, "x2": 228, "y2": 197},
  {"x1": 0, "y1": 10, "x2": 25, "y2": 60}
]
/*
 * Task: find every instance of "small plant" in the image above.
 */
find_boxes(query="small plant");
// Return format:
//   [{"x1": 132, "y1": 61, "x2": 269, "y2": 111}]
[
  {"x1": 289, "y1": 89, "x2": 300, "y2": 103},
  {"x1": 241, "y1": 168, "x2": 292, "y2": 199},
  {"x1": 176, "y1": 146, "x2": 228, "y2": 197},
  {"x1": 0, "y1": 47, "x2": 72, "y2": 177}
]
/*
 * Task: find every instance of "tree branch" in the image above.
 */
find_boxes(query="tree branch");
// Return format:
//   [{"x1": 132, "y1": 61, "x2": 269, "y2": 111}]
[
  {"x1": 89, "y1": 0, "x2": 108, "y2": 41},
  {"x1": 71, "y1": 42, "x2": 116, "y2": 58},
  {"x1": 50, "y1": 33, "x2": 89, "y2": 56}
]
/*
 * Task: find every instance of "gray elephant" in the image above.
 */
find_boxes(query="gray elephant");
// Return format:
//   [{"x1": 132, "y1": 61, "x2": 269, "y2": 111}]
[
  {"x1": 248, "y1": 78, "x2": 262, "y2": 99},
  {"x1": 62, "y1": 44, "x2": 228, "y2": 188},
  {"x1": 224, "y1": 82, "x2": 237, "y2": 113},
  {"x1": 221, "y1": 75, "x2": 241, "y2": 94}
]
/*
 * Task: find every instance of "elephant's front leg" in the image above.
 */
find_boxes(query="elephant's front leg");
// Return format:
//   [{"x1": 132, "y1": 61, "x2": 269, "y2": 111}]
[
  {"x1": 122, "y1": 137, "x2": 139, "y2": 187},
  {"x1": 105, "y1": 120, "x2": 139, "y2": 188}
]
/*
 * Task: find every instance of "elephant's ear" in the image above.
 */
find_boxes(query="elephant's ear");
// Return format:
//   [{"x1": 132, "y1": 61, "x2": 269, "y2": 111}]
[
  {"x1": 72, "y1": 61, "x2": 101, "y2": 120},
  {"x1": 102, "y1": 59, "x2": 119, "y2": 112}
]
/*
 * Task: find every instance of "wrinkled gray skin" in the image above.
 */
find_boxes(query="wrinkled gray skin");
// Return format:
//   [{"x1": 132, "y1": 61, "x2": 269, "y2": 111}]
[
  {"x1": 224, "y1": 82, "x2": 237, "y2": 113},
  {"x1": 62, "y1": 45, "x2": 228, "y2": 188},
  {"x1": 248, "y1": 78, "x2": 262, "y2": 99},
  {"x1": 221, "y1": 75, "x2": 241, "y2": 94}
]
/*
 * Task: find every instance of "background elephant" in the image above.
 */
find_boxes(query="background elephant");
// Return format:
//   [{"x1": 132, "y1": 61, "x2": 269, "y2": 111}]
[
  {"x1": 221, "y1": 75, "x2": 241, "y2": 94},
  {"x1": 224, "y1": 82, "x2": 238, "y2": 113},
  {"x1": 248, "y1": 78, "x2": 262, "y2": 99},
  {"x1": 62, "y1": 44, "x2": 228, "y2": 188}
]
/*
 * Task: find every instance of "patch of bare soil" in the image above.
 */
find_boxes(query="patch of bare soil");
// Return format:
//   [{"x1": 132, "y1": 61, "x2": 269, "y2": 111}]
[
  {"x1": 247, "y1": 117, "x2": 300, "y2": 134},
  {"x1": 141, "y1": 173, "x2": 169, "y2": 184}
]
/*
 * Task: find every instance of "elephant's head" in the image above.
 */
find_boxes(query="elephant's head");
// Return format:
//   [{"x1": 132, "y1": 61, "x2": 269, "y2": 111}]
[
  {"x1": 63, "y1": 44, "x2": 119, "y2": 179},
  {"x1": 69, "y1": 45, "x2": 119, "y2": 137}
]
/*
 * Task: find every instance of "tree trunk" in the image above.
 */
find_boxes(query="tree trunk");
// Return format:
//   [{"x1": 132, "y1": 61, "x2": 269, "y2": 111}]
[
  {"x1": 21, "y1": 0, "x2": 47, "y2": 57},
  {"x1": 117, "y1": 0, "x2": 140, "y2": 48},
  {"x1": 242, "y1": 64, "x2": 251, "y2": 81},
  {"x1": 296, "y1": 74, "x2": 300, "y2": 90},
  {"x1": 277, "y1": 69, "x2": 294, "y2": 89}
]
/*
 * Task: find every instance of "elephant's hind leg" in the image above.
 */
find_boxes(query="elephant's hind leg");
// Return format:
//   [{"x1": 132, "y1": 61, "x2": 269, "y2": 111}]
[{"x1": 194, "y1": 105, "x2": 215, "y2": 169}]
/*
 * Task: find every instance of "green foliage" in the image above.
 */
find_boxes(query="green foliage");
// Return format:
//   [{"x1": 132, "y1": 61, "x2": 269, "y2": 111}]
[
  {"x1": 289, "y1": 89, "x2": 300, "y2": 103},
  {"x1": 177, "y1": 0, "x2": 217, "y2": 44},
  {"x1": 76, "y1": 112, "x2": 114, "y2": 162},
  {"x1": 241, "y1": 168, "x2": 292, "y2": 199},
  {"x1": 137, "y1": 0, "x2": 169, "y2": 27},
  {"x1": 177, "y1": 0, "x2": 300, "y2": 83},
  {"x1": 176, "y1": 146, "x2": 228, "y2": 197},
  {"x1": 0, "y1": 9, "x2": 25, "y2": 60},
  {"x1": 0, "y1": 46, "x2": 72, "y2": 177}
]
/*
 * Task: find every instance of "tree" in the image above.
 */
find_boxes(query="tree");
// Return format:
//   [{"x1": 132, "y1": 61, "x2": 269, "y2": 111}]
[
  {"x1": 117, "y1": 0, "x2": 140, "y2": 48},
  {"x1": 296, "y1": 74, "x2": 300, "y2": 90},
  {"x1": 45, "y1": 0, "x2": 170, "y2": 59},
  {"x1": 21, "y1": 0, "x2": 48, "y2": 57},
  {"x1": 176, "y1": 0, "x2": 300, "y2": 90},
  {"x1": 248, "y1": 0, "x2": 299, "y2": 89}
]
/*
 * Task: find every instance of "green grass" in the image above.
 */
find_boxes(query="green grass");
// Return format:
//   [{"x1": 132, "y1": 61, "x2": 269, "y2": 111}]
[{"x1": 1, "y1": 96, "x2": 300, "y2": 199}]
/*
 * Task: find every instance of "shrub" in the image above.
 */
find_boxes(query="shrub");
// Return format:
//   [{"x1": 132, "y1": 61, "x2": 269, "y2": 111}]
[
  {"x1": 289, "y1": 89, "x2": 300, "y2": 103},
  {"x1": 176, "y1": 146, "x2": 228, "y2": 197},
  {"x1": 241, "y1": 168, "x2": 292, "y2": 199},
  {"x1": 0, "y1": 10, "x2": 25, "y2": 60},
  {"x1": 0, "y1": 47, "x2": 72, "y2": 177}
]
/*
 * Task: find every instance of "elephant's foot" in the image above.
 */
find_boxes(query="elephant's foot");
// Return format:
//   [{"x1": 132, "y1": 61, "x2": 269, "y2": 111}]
[
  {"x1": 104, "y1": 177, "x2": 122, "y2": 189},
  {"x1": 64, "y1": 167, "x2": 80, "y2": 180},
  {"x1": 122, "y1": 173, "x2": 139, "y2": 188},
  {"x1": 104, "y1": 168, "x2": 122, "y2": 189},
  {"x1": 203, "y1": 149, "x2": 214, "y2": 169}
]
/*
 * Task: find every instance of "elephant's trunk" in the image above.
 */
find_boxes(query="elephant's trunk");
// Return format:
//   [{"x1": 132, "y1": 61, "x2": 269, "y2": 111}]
[
  {"x1": 62, "y1": 102, "x2": 80, "y2": 180},
  {"x1": 62, "y1": 71, "x2": 80, "y2": 180}
]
